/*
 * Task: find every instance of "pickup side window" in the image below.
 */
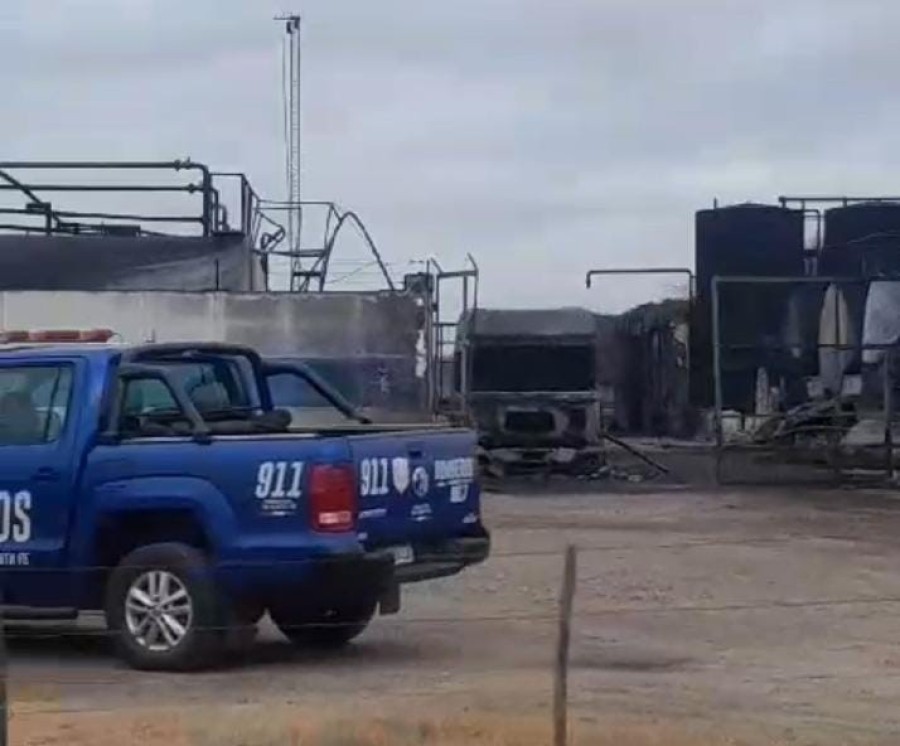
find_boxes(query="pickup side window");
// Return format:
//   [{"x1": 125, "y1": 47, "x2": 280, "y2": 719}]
[
  {"x1": 150, "y1": 358, "x2": 258, "y2": 417},
  {"x1": 118, "y1": 377, "x2": 192, "y2": 437},
  {"x1": 268, "y1": 372, "x2": 334, "y2": 409},
  {"x1": 122, "y1": 378, "x2": 180, "y2": 416},
  {"x1": 0, "y1": 365, "x2": 73, "y2": 445}
]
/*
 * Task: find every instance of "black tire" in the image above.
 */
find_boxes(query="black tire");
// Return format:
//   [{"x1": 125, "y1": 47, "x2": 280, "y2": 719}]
[
  {"x1": 105, "y1": 543, "x2": 225, "y2": 672},
  {"x1": 269, "y1": 601, "x2": 375, "y2": 649}
]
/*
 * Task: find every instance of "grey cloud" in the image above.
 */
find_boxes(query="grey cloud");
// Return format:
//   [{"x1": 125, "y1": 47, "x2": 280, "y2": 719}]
[{"x1": 2, "y1": 0, "x2": 900, "y2": 309}]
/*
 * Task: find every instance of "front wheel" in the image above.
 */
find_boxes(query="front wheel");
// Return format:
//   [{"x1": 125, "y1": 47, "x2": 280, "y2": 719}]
[
  {"x1": 105, "y1": 543, "x2": 224, "y2": 671},
  {"x1": 269, "y1": 601, "x2": 375, "y2": 649}
]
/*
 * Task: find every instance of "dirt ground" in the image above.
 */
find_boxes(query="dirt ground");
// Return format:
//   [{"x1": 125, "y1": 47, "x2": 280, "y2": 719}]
[{"x1": 11, "y1": 485, "x2": 900, "y2": 745}]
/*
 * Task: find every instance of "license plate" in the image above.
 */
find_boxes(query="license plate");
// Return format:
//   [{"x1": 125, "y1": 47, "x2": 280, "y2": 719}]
[{"x1": 387, "y1": 545, "x2": 414, "y2": 565}]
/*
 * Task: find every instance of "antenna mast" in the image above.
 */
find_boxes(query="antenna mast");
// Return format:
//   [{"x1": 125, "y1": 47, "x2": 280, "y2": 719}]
[{"x1": 276, "y1": 13, "x2": 303, "y2": 288}]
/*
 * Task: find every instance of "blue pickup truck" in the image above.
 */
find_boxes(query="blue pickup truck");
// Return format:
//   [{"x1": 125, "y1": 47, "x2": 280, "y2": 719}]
[{"x1": 0, "y1": 338, "x2": 488, "y2": 670}]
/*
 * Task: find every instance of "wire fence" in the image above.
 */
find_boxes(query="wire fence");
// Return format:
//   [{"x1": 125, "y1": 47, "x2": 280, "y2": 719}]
[{"x1": 5, "y1": 539, "x2": 900, "y2": 744}]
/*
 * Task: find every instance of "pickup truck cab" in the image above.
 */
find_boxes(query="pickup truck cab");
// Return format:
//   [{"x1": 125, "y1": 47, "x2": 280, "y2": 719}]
[{"x1": 0, "y1": 337, "x2": 488, "y2": 671}]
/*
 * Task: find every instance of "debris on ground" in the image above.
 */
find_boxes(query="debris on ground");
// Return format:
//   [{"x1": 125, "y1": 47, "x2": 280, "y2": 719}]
[{"x1": 751, "y1": 397, "x2": 857, "y2": 445}]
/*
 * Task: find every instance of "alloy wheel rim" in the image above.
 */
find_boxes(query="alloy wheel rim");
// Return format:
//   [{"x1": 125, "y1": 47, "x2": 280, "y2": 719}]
[{"x1": 124, "y1": 570, "x2": 193, "y2": 652}]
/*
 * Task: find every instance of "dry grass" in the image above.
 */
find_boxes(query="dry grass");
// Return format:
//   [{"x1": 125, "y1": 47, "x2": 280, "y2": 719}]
[{"x1": 10, "y1": 705, "x2": 880, "y2": 746}]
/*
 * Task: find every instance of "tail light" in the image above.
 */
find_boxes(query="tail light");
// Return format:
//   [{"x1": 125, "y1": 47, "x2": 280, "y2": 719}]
[{"x1": 309, "y1": 464, "x2": 357, "y2": 533}]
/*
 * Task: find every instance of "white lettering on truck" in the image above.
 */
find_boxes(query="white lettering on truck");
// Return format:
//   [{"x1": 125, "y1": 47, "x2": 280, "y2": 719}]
[
  {"x1": 359, "y1": 458, "x2": 391, "y2": 497},
  {"x1": 0, "y1": 491, "x2": 31, "y2": 543},
  {"x1": 255, "y1": 462, "x2": 303, "y2": 517},
  {"x1": 434, "y1": 458, "x2": 475, "y2": 503},
  {"x1": 434, "y1": 458, "x2": 475, "y2": 484}
]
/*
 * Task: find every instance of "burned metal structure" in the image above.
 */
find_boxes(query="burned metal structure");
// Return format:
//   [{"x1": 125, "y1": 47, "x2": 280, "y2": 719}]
[
  {"x1": 0, "y1": 160, "x2": 264, "y2": 291},
  {"x1": 577, "y1": 196, "x2": 900, "y2": 486},
  {"x1": 453, "y1": 308, "x2": 610, "y2": 475},
  {"x1": 708, "y1": 196, "x2": 900, "y2": 484},
  {"x1": 585, "y1": 268, "x2": 694, "y2": 439},
  {"x1": 612, "y1": 298, "x2": 692, "y2": 438},
  {"x1": 0, "y1": 160, "x2": 433, "y2": 420},
  {"x1": 693, "y1": 203, "x2": 806, "y2": 412},
  {"x1": 0, "y1": 160, "x2": 393, "y2": 292}
]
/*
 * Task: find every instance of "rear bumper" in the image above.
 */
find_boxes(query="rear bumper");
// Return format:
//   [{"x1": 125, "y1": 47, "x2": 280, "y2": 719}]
[
  {"x1": 302, "y1": 550, "x2": 396, "y2": 609},
  {"x1": 394, "y1": 533, "x2": 491, "y2": 584},
  {"x1": 222, "y1": 549, "x2": 396, "y2": 614}
]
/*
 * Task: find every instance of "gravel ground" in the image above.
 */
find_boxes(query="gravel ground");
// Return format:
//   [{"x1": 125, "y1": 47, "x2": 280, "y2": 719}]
[{"x1": 11, "y1": 485, "x2": 900, "y2": 744}]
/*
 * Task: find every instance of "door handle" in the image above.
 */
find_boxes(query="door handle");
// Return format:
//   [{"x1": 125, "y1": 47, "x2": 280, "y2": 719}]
[
  {"x1": 408, "y1": 448, "x2": 424, "y2": 459},
  {"x1": 32, "y1": 467, "x2": 61, "y2": 483}
]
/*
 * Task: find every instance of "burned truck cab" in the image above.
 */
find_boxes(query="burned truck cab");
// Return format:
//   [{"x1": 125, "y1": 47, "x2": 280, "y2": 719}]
[{"x1": 455, "y1": 308, "x2": 609, "y2": 475}]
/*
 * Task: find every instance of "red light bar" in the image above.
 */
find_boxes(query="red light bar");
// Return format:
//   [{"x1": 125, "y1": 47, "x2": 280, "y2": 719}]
[
  {"x1": 0, "y1": 329, "x2": 117, "y2": 344},
  {"x1": 29, "y1": 330, "x2": 81, "y2": 342}
]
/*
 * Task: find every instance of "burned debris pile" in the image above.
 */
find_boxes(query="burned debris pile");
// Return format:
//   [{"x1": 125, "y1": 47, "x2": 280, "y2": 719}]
[
  {"x1": 457, "y1": 308, "x2": 607, "y2": 478},
  {"x1": 453, "y1": 302, "x2": 690, "y2": 482}
]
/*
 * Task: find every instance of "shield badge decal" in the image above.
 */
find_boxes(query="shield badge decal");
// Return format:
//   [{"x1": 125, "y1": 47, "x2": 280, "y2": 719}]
[
  {"x1": 392, "y1": 457, "x2": 410, "y2": 494},
  {"x1": 412, "y1": 466, "x2": 430, "y2": 498}
]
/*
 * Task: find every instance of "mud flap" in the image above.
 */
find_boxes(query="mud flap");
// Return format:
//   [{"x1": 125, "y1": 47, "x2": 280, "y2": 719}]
[{"x1": 379, "y1": 582, "x2": 401, "y2": 615}]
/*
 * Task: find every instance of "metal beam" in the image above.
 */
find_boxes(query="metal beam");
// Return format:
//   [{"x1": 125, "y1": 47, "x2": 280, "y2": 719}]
[
  {"x1": 0, "y1": 184, "x2": 201, "y2": 193},
  {"x1": 585, "y1": 267, "x2": 693, "y2": 290}
]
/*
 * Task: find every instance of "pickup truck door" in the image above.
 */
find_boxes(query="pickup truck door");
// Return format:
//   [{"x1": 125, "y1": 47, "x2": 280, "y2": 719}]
[{"x1": 0, "y1": 359, "x2": 81, "y2": 606}]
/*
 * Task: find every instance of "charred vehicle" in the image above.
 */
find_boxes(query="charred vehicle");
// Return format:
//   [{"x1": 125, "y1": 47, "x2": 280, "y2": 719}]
[{"x1": 454, "y1": 308, "x2": 610, "y2": 475}]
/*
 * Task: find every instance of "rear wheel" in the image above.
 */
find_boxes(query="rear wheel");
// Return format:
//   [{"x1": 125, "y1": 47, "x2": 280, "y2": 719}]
[
  {"x1": 270, "y1": 601, "x2": 375, "y2": 649},
  {"x1": 105, "y1": 543, "x2": 225, "y2": 671}
]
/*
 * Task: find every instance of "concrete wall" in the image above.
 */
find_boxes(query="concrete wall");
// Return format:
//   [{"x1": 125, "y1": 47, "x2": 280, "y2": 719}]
[{"x1": 0, "y1": 290, "x2": 429, "y2": 419}]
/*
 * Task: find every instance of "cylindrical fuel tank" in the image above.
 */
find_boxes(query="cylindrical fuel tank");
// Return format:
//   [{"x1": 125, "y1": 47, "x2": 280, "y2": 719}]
[
  {"x1": 692, "y1": 204, "x2": 805, "y2": 409},
  {"x1": 862, "y1": 280, "x2": 900, "y2": 366},
  {"x1": 822, "y1": 202, "x2": 900, "y2": 277},
  {"x1": 818, "y1": 282, "x2": 869, "y2": 394},
  {"x1": 782, "y1": 283, "x2": 827, "y2": 374}
]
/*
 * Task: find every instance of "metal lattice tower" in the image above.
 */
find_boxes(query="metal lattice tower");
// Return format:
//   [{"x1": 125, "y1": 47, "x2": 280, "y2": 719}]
[
  {"x1": 266, "y1": 13, "x2": 394, "y2": 293},
  {"x1": 277, "y1": 14, "x2": 304, "y2": 289}
]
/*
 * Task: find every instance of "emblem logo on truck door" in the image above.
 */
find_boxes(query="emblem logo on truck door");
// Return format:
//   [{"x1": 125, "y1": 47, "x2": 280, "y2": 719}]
[
  {"x1": 411, "y1": 466, "x2": 430, "y2": 498},
  {"x1": 391, "y1": 458, "x2": 410, "y2": 494}
]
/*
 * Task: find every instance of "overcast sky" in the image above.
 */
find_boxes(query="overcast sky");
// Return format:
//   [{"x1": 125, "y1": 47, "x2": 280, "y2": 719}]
[{"x1": 3, "y1": 0, "x2": 900, "y2": 311}]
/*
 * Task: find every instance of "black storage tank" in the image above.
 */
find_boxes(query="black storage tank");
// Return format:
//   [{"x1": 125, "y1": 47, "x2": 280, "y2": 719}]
[
  {"x1": 821, "y1": 202, "x2": 900, "y2": 277},
  {"x1": 692, "y1": 204, "x2": 805, "y2": 409}
]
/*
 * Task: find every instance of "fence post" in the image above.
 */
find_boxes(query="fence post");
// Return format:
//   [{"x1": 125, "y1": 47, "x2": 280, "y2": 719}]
[
  {"x1": 553, "y1": 546, "x2": 577, "y2": 746},
  {"x1": 711, "y1": 277, "x2": 724, "y2": 485},
  {"x1": 885, "y1": 348, "x2": 895, "y2": 483},
  {"x1": 0, "y1": 589, "x2": 7, "y2": 746}
]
